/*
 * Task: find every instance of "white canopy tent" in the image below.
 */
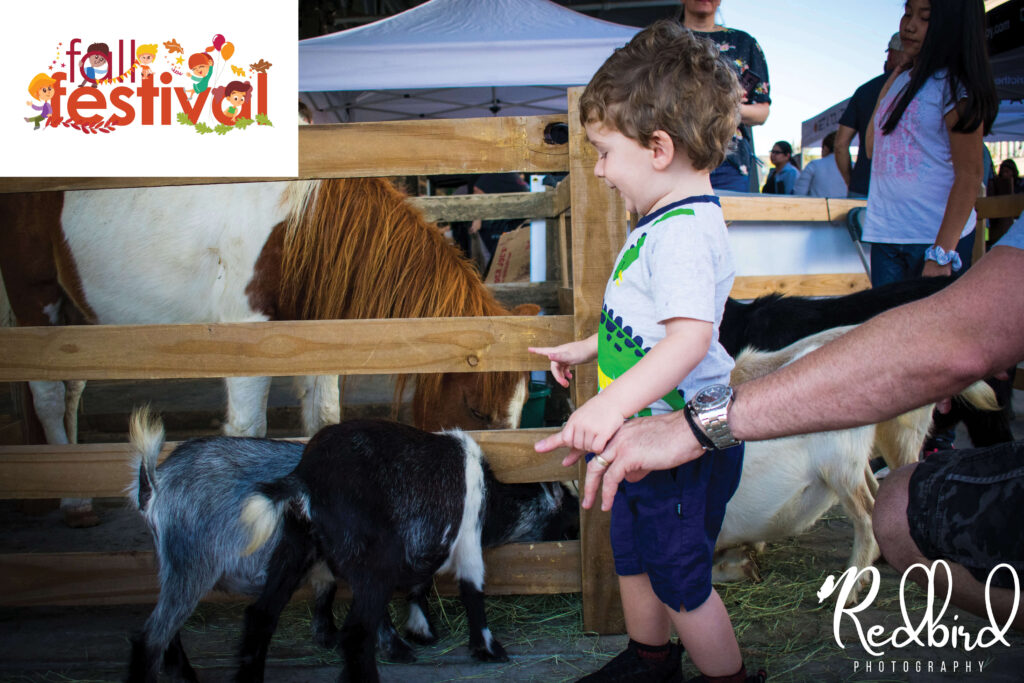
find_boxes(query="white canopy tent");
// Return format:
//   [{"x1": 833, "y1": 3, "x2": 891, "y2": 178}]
[{"x1": 298, "y1": 0, "x2": 640, "y2": 122}]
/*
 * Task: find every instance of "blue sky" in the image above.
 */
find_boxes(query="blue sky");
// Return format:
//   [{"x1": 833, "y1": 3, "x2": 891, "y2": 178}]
[{"x1": 714, "y1": 0, "x2": 907, "y2": 156}]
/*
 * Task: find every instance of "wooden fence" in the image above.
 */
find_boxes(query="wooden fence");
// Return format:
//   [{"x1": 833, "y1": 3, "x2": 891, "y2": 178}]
[{"x1": 2, "y1": 87, "x2": 1020, "y2": 631}]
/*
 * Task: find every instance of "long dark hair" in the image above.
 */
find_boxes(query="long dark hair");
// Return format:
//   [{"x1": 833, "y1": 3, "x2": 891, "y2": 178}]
[{"x1": 882, "y1": 0, "x2": 997, "y2": 136}]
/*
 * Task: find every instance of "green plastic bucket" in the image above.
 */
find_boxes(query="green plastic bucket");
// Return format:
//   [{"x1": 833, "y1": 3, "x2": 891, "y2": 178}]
[{"x1": 519, "y1": 380, "x2": 551, "y2": 428}]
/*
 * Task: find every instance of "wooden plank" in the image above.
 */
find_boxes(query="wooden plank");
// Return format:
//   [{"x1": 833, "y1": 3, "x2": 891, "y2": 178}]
[
  {"x1": 0, "y1": 429, "x2": 571, "y2": 499},
  {"x1": 300, "y1": 116, "x2": 570, "y2": 179},
  {"x1": 487, "y1": 281, "x2": 561, "y2": 314},
  {"x1": 0, "y1": 117, "x2": 571, "y2": 193},
  {"x1": 0, "y1": 315, "x2": 575, "y2": 382},
  {"x1": 826, "y1": 198, "x2": 867, "y2": 224},
  {"x1": 412, "y1": 191, "x2": 556, "y2": 222},
  {"x1": 568, "y1": 87, "x2": 624, "y2": 635},
  {"x1": 721, "y1": 196, "x2": 831, "y2": 222},
  {"x1": 731, "y1": 273, "x2": 871, "y2": 299},
  {"x1": 975, "y1": 194, "x2": 1024, "y2": 220},
  {"x1": 0, "y1": 542, "x2": 581, "y2": 606},
  {"x1": 551, "y1": 174, "x2": 572, "y2": 216}
]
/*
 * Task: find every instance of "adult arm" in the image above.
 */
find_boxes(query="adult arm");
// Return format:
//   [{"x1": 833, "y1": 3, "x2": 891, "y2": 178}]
[
  {"x1": 582, "y1": 244, "x2": 1024, "y2": 510},
  {"x1": 740, "y1": 102, "x2": 770, "y2": 126},
  {"x1": 921, "y1": 107, "x2": 984, "y2": 277},
  {"x1": 834, "y1": 125, "x2": 856, "y2": 187}
]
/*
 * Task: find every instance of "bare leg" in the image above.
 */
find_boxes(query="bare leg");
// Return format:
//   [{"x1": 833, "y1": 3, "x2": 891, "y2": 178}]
[
  {"x1": 667, "y1": 589, "x2": 742, "y2": 677},
  {"x1": 618, "y1": 574, "x2": 671, "y2": 645},
  {"x1": 875, "y1": 464, "x2": 1024, "y2": 631}
]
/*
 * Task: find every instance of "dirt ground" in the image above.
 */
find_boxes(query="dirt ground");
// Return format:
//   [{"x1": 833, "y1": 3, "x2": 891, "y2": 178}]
[{"x1": 1, "y1": 380, "x2": 1022, "y2": 682}]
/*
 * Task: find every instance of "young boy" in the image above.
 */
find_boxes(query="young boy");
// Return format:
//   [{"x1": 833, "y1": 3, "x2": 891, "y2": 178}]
[
  {"x1": 80, "y1": 43, "x2": 109, "y2": 87},
  {"x1": 530, "y1": 21, "x2": 763, "y2": 683},
  {"x1": 136, "y1": 44, "x2": 158, "y2": 79}
]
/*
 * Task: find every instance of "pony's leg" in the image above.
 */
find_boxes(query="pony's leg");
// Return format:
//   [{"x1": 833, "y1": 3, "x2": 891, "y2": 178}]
[
  {"x1": 29, "y1": 380, "x2": 98, "y2": 527},
  {"x1": 223, "y1": 376, "x2": 271, "y2": 437},
  {"x1": 63, "y1": 379, "x2": 86, "y2": 445},
  {"x1": 295, "y1": 375, "x2": 340, "y2": 436}
]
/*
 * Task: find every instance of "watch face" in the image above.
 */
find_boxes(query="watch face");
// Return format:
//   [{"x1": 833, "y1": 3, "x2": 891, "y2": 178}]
[{"x1": 695, "y1": 384, "x2": 731, "y2": 409}]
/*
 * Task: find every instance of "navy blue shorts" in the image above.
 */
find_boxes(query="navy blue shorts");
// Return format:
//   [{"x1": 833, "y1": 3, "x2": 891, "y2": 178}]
[
  {"x1": 907, "y1": 441, "x2": 1024, "y2": 588},
  {"x1": 610, "y1": 443, "x2": 744, "y2": 611}
]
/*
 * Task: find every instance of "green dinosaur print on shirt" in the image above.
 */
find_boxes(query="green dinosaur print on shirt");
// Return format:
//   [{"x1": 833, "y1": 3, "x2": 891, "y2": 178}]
[
  {"x1": 597, "y1": 305, "x2": 686, "y2": 416},
  {"x1": 612, "y1": 233, "x2": 646, "y2": 285}
]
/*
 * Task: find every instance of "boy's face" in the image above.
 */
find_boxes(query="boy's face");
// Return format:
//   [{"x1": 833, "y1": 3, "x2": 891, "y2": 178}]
[
  {"x1": 139, "y1": 53, "x2": 155, "y2": 65},
  {"x1": 89, "y1": 54, "x2": 107, "y2": 67},
  {"x1": 585, "y1": 121, "x2": 658, "y2": 216},
  {"x1": 192, "y1": 64, "x2": 210, "y2": 77},
  {"x1": 36, "y1": 85, "x2": 55, "y2": 102}
]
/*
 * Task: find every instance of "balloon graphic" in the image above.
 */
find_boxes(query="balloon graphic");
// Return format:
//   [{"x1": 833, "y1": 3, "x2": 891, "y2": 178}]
[
  {"x1": 220, "y1": 42, "x2": 235, "y2": 60},
  {"x1": 212, "y1": 34, "x2": 226, "y2": 50}
]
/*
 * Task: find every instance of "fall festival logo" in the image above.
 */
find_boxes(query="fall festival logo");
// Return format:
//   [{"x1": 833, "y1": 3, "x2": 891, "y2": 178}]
[{"x1": 24, "y1": 34, "x2": 275, "y2": 135}]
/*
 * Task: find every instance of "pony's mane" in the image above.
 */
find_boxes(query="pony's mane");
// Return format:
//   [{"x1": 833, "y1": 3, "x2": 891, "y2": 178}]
[{"x1": 279, "y1": 177, "x2": 520, "y2": 426}]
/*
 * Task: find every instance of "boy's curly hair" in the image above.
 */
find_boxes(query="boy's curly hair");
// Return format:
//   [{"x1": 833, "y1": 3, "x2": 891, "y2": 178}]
[{"x1": 580, "y1": 20, "x2": 742, "y2": 171}]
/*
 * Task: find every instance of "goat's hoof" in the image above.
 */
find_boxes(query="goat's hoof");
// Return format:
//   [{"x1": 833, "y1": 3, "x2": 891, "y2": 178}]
[
  {"x1": 404, "y1": 629, "x2": 438, "y2": 646},
  {"x1": 471, "y1": 642, "x2": 509, "y2": 663},
  {"x1": 380, "y1": 643, "x2": 417, "y2": 664},
  {"x1": 312, "y1": 628, "x2": 340, "y2": 649},
  {"x1": 62, "y1": 504, "x2": 100, "y2": 528}
]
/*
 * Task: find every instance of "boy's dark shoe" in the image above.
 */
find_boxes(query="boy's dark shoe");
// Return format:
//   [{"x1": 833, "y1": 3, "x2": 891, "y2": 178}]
[
  {"x1": 578, "y1": 639, "x2": 683, "y2": 682},
  {"x1": 687, "y1": 666, "x2": 767, "y2": 683}
]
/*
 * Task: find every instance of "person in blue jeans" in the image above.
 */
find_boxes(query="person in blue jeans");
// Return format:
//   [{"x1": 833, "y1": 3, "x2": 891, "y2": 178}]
[{"x1": 861, "y1": 0, "x2": 997, "y2": 287}]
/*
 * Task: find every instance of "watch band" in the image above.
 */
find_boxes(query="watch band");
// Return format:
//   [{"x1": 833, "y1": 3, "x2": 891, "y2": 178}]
[{"x1": 683, "y1": 404, "x2": 716, "y2": 451}]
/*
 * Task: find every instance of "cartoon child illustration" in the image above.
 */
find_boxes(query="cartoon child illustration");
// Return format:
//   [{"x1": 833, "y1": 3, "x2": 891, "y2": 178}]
[
  {"x1": 80, "y1": 42, "x2": 109, "y2": 87},
  {"x1": 187, "y1": 52, "x2": 215, "y2": 100},
  {"x1": 24, "y1": 73, "x2": 56, "y2": 130},
  {"x1": 136, "y1": 44, "x2": 158, "y2": 79},
  {"x1": 222, "y1": 80, "x2": 252, "y2": 124}
]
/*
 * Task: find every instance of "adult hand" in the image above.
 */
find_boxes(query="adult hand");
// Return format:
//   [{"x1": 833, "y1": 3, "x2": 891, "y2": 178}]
[{"x1": 579, "y1": 410, "x2": 706, "y2": 511}]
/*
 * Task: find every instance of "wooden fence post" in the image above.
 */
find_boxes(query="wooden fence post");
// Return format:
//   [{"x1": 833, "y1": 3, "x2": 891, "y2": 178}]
[{"x1": 568, "y1": 87, "x2": 628, "y2": 634}]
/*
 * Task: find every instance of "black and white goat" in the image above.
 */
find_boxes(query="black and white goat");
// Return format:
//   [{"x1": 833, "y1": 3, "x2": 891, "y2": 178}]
[
  {"x1": 236, "y1": 419, "x2": 514, "y2": 683},
  {"x1": 125, "y1": 409, "x2": 576, "y2": 683},
  {"x1": 720, "y1": 275, "x2": 1015, "y2": 447}
]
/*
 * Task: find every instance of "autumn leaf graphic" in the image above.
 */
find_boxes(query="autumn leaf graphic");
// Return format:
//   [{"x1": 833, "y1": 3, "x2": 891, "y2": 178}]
[
  {"x1": 249, "y1": 59, "x2": 272, "y2": 73},
  {"x1": 231, "y1": 65, "x2": 246, "y2": 77},
  {"x1": 164, "y1": 39, "x2": 183, "y2": 54}
]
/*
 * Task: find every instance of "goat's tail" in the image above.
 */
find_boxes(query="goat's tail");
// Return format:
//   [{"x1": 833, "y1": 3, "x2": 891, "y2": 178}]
[
  {"x1": 959, "y1": 380, "x2": 1000, "y2": 412},
  {"x1": 240, "y1": 476, "x2": 308, "y2": 557},
  {"x1": 126, "y1": 405, "x2": 164, "y2": 514}
]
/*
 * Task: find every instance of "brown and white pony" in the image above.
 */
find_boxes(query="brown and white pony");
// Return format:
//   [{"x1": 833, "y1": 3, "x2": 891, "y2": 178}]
[{"x1": 0, "y1": 177, "x2": 534, "y2": 525}]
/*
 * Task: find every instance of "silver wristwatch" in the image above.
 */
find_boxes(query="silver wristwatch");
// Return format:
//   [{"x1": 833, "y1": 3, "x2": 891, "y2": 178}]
[{"x1": 686, "y1": 384, "x2": 741, "y2": 450}]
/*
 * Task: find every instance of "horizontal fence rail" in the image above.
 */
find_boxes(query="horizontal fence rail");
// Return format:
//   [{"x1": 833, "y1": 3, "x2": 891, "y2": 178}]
[
  {"x1": 0, "y1": 541, "x2": 582, "y2": 607},
  {"x1": 0, "y1": 429, "x2": 569, "y2": 499},
  {"x1": 0, "y1": 315, "x2": 573, "y2": 382}
]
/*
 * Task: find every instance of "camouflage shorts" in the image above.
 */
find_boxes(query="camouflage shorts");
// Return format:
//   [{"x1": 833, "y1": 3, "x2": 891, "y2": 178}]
[{"x1": 907, "y1": 440, "x2": 1024, "y2": 589}]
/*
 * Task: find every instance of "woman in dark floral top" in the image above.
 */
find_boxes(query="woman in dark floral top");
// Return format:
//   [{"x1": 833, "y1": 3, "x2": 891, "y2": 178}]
[{"x1": 680, "y1": 0, "x2": 771, "y2": 192}]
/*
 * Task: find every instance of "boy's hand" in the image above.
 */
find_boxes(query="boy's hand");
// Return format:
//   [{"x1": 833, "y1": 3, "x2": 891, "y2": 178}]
[
  {"x1": 538, "y1": 395, "x2": 624, "y2": 454},
  {"x1": 528, "y1": 340, "x2": 596, "y2": 387}
]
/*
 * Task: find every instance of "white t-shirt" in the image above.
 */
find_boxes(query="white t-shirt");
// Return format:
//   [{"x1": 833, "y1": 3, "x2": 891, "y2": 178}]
[
  {"x1": 597, "y1": 196, "x2": 735, "y2": 416},
  {"x1": 793, "y1": 155, "x2": 848, "y2": 198},
  {"x1": 862, "y1": 70, "x2": 975, "y2": 244}
]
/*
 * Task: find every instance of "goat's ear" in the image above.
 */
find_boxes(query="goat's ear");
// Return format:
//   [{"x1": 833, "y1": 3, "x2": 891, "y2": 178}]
[{"x1": 511, "y1": 303, "x2": 541, "y2": 317}]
